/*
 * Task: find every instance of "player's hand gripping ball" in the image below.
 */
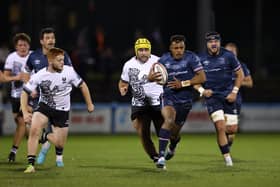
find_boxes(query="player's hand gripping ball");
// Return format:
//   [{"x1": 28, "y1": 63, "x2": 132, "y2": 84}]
[{"x1": 153, "y1": 63, "x2": 168, "y2": 85}]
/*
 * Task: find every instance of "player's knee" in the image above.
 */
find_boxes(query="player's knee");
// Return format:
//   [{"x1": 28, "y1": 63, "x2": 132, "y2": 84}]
[
  {"x1": 215, "y1": 123, "x2": 226, "y2": 133},
  {"x1": 14, "y1": 115, "x2": 23, "y2": 124},
  {"x1": 164, "y1": 117, "x2": 175, "y2": 127},
  {"x1": 132, "y1": 120, "x2": 141, "y2": 130},
  {"x1": 211, "y1": 110, "x2": 225, "y2": 122},
  {"x1": 226, "y1": 125, "x2": 238, "y2": 134},
  {"x1": 29, "y1": 128, "x2": 40, "y2": 138}
]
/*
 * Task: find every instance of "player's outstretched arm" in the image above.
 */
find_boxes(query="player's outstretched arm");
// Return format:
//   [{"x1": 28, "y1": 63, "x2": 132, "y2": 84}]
[{"x1": 79, "y1": 82, "x2": 94, "y2": 113}]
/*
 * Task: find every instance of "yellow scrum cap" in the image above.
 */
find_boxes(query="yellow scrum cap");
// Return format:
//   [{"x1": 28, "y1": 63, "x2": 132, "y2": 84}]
[{"x1": 134, "y1": 38, "x2": 151, "y2": 54}]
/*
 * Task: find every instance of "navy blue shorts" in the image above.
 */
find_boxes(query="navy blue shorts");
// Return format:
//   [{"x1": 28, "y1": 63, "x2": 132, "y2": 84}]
[
  {"x1": 205, "y1": 96, "x2": 237, "y2": 115},
  {"x1": 163, "y1": 97, "x2": 192, "y2": 126}
]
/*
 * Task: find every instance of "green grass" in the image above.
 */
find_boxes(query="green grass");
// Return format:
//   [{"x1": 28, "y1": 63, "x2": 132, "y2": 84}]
[{"x1": 0, "y1": 133, "x2": 280, "y2": 187}]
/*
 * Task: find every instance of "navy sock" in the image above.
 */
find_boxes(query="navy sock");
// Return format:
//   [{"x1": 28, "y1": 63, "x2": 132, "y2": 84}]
[
  {"x1": 158, "y1": 128, "x2": 171, "y2": 157},
  {"x1": 169, "y1": 136, "x2": 181, "y2": 151},
  {"x1": 219, "y1": 144, "x2": 230, "y2": 154}
]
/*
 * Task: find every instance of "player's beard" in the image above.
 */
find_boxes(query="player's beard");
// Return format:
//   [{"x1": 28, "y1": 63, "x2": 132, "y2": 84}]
[
  {"x1": 138, "y1": 55, "x2": 149, "y2": 63},
  {"x1": 209, "y1": 46, "x2": 220, "y2": 55}
]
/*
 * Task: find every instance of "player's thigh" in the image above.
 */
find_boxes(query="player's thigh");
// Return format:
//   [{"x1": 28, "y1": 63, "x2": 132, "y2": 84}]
[
  {"x1": 131, "y1": 106, "x2": 150, "y2": 129},
  {"x1": 174, "y1": 102, "x2": 192, "y2": 126},
  {"x1": 31, "y1": 112, "x2": 48, "y2": 130}
]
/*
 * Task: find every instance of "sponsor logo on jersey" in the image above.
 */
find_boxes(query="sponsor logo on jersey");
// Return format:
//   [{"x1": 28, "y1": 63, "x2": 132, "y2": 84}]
[{"x1": 35, "y1": 59, "x2": 40, "y2": 64}]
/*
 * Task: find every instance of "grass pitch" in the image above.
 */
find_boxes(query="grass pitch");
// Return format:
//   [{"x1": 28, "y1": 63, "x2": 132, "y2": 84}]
[{"x1": 0, "y1": 133, "x2": 279, "y2": 187}]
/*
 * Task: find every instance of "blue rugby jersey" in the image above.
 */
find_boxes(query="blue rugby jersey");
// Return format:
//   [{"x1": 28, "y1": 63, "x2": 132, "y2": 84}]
[
  {"x1": 159, "y1": 50, "x2": 203, "y2": 104},
  {"x1": 25, "y1": 48, "x2": 72, "y2": 73},
  {"x1": 199, "y1": 47, "x2": 241, "y2": 98}
]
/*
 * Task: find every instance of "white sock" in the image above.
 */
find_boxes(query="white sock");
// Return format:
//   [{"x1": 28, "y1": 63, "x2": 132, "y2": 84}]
[{"x1": 56, "y1": 155, "x2": 63, "y2": 162}]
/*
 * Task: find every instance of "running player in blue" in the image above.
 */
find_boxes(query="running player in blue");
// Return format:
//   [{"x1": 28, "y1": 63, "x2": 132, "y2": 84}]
[
  {"x1": 225, "y1": 42, "x2": 253, "y2": 148},
  {"x1": 23, "y1": 27, "x2": 72, "y2": 167},
  {"x1": 149, "y1": 35, "x2": 206, "y2": 169},
  {"x1": 195, "y1": 32, "x2": 244, "y2": 166}
]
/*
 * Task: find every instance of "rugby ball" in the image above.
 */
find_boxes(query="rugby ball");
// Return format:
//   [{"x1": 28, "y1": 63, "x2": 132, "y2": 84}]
[{"x1": 153, "y1": 63, "x2": 168, "y2": 85}]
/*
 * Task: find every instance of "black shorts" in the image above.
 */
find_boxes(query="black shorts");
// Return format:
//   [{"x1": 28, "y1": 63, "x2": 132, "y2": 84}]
[
  {"x1": 36, "y1": 102, "x2": 69, "y2": 128},
  {"x1": 131, "y1": 105, "x2": 162, "y2": 121},
  {"x1": 11, "y1": 97, "x2": 21, "y2": 113}
]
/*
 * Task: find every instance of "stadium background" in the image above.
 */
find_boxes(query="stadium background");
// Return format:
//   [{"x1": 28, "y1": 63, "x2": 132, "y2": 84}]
[{"x1": 0, "y1": 0, "x2": 279, "y2": 134}]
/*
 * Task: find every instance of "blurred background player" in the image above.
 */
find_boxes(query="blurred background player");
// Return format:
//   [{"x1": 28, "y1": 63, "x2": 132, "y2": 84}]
[
  {"x1": 149, "y1": 35, "x2": 206, "y2": 169},
  {"x1": 23, "y1": 27, "x2": 72, "y2": 167},
  {"x1": 225, "y1": 42, "x2": 253, "y2": 148},
  {"x1": 21, "y1": 47, "x2": 94, "y2": 173},
  {"x1": 3, "y1": 33, "x2": 31, "y2": 162},
  {"x1": 195, "y1": 32, "x2": 244, "y2": 166},
  {"x1": 119, "y1": 38, "x2": 163, "y2": 163}
]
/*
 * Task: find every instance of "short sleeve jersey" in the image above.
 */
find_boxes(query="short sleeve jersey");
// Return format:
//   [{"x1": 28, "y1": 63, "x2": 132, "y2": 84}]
[
  {"x1": 120, "y1": 54, "x2": 163, "y2": 106},
  {"x1": 23, "y1": 66, "x2": 82, "y2": 111},
  {"x1": 199, "y1": 47, "x2": 241, "y2": 97},
  {"x1": 159, "y1": 50, "x2": 203, "y2": 104},
  {"x1": 4, "y1": 51, "x2": 31, "y2": 98}
]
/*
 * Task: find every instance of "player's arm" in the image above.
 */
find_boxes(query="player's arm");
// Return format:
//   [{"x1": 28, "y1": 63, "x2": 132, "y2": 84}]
[
  {"x1": 168, "y1": 69, "x2": 206, "y2": 89},
  {"x1": 21, "y1": 72, "x2": 31, "y2": 83},
  {"x1": 226, "y1": 68, "x2": 244, "y2": 102},
  {"x1": 193, "y1": 84, "x2": 213, "y2": 97},
  {"x1": 188, "y1": 69, "x2": 206, "y2": 85},
  {"x1": 118, "y1": 79, "x2": 129, "y2": 96},
  {"x1": 79, "y1": 81, "x2": 94, "y2": 113},
  {"x1": 147, "y1": 63, "x2": 162, "y2": 82},
  {"x1": 0, "y1": 70, "x2": 5, "y2": 82},
  {"x1": 20, "y1": 90, "x2": 32, "y2": 124},
  {"x1": 2, "y1": 70, "x2": 22, "y2": 82},
  {"x1": 242, "y1": 75, "x2": 253, "y2": 88}
]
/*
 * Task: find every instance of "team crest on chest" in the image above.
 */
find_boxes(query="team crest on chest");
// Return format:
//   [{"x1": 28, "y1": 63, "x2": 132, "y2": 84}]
[{"x1": 62, "y1": 77, "x2": 66, "y2": 84}]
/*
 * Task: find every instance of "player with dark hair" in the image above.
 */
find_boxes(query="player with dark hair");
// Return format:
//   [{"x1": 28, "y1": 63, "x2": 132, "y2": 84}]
[
  {"x1": 119, "y1": 38, "x2": 163, "y2": 163},
  {"x1": 195, "y1": 32, "x2": 244, "y2": 166},
  {"x1": 224, "y1": 42, "x2": 253, "y2": 147},
  {"x1": 3, "y1": 33, "x2": 31, "y2": 162},
  {"x1": 149, "y1": 34, "x2": 206, "y2": 169},
  {"x1": 23, "y1": 27, "x2": 72, "y2": 167},
  {"x1": 21, "y1": 47, "x2": 94, "y2": 173}
]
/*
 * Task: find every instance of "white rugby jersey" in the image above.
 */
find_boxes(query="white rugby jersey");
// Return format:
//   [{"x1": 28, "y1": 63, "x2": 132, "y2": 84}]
[
  {"x1": 23, "y1": 66, "x2": 83, "y2": 111},
  {"x1": 120, "y1": 54, "x2": 163, "y2": 106},
  {"x1": 4, "y1": 51, "x2": 31, "y2": 98}
]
